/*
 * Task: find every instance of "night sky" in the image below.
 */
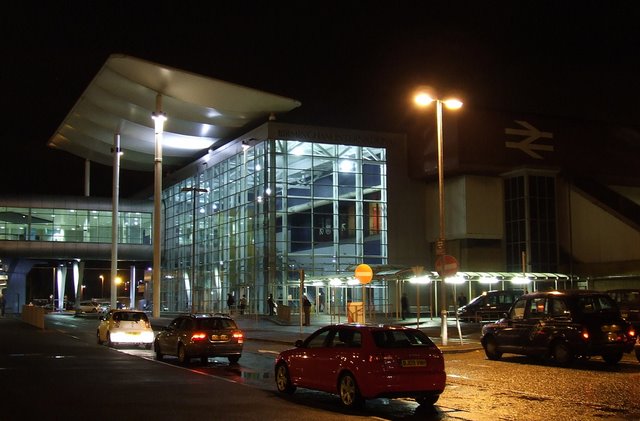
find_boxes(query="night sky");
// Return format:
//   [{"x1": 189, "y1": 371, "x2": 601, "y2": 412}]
[{"x1": 4, "y1": 1, "x2": 640, "y2": 198}]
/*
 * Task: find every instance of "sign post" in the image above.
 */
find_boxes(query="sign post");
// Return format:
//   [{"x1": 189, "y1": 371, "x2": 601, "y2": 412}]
[
  {"x1": 435, "y1": 255, "x2": 458, "y2": 346},
  {"x1": 354, "y1": 264, "x2": 373, "y2": 323},
  {"x1": 435, "y1": 255, "x2": 459, "y2": 278}
]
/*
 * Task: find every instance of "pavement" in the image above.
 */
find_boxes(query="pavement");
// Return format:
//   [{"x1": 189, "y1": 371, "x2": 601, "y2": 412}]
[{"x1": 149, "y1": 311, "x2": 484, "y2": 354}]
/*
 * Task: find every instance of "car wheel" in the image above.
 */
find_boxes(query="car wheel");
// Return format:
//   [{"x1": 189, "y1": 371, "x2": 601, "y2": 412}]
[
  {"x1": 201, "y1": 357, "x2": 209, "y2": 365},
  {"x1": 338, "y1": 372, "x2": 363, "y2": 408},
  {"x1": 416, "y1": 395, "x2": 439, "y2": 406},
  {"x1": 97, "y1": 330, "x2": 103, "y2": 345},
  {"x1": 177, "y1": 344, "x2": 189, "y2": 365},
  {"x1": 144, "y1": 343, "x2": 152, "y2": 350},
  {"x1": 550, "y1": 341, "x2": 573, "y2": 365},
  {"x1": 483, "y1": 336, "x2": 502, "y2": 360},
  {"x1": 154, "y1": 340, "x2": 163, "y2": 361},
  {"x1": 275, "y1": 363, "x2": 296, "y2": 394},
  {"x1": 602, "y1": 351, "x2": 623, "y2": 365},
  {"x1": 228, "y1": 355, "x2": 240, "y2": 364},
  {"x1": 106, "y1": 332, "x2": 116, "y2": 348}
]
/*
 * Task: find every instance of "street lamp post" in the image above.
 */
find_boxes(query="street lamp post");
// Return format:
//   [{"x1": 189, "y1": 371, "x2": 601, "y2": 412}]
[
  {"x1": 414, "y1": 91, "x2": 462, "y2": 346},
  {"x1": 181, "y1": 186, "x2": 209, "y2": 314},
  {"x1": 99, "y1": 275, "x2": 104, "y2": 298}
]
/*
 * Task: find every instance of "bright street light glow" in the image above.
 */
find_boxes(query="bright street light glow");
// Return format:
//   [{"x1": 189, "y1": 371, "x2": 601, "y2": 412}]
[
  {"x1": 414, "y1": 92, "x2": 434, "y2": 106},
  {"x1": 443, "y1": 99, "x2": 463, "y2": 109},
  {"x1": 414, "y1": 92, "x2": 463, "y2": 110}
]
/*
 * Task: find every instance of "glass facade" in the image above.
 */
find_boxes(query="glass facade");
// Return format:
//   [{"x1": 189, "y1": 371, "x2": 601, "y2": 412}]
[
  {"x1": 504, "y1": 173, "x2": 558, "y2": 272},
  {"x1": 162, "y1": 139, "x2": 388, "y2": 314},
  {"x1": 0, "y1": 207, "x2": 151, "y2": 244}
]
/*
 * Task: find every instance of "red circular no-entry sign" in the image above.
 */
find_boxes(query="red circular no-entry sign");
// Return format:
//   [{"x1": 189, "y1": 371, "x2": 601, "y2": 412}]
[
  {"x1": 354, "y1": 264, "x2": 373, "y2": 284},
  {"x1": 435, "y1": 255, "x2": 459, "y2": 277}
]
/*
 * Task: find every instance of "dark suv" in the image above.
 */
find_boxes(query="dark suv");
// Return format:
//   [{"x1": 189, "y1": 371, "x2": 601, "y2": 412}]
[
  {"x1": 481, "y1": 290, "x2": 637, "y2": 365},
  {"x1": 154, "y1": 313, "x2": 244, "y2": 365}
]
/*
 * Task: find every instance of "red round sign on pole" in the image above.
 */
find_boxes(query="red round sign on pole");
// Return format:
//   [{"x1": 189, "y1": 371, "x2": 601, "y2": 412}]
[
  {"x1": 435, "y1": 255, "x2": 459, "y2": 277},
  {"x1": 354, "y1": 264, "x2": 374, "y2": 284}
]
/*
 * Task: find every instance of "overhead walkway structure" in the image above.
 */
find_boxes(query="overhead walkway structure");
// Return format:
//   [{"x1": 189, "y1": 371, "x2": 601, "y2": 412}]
[{"x1": 0, "y1": 195, "x2": 153, "y2": 314}]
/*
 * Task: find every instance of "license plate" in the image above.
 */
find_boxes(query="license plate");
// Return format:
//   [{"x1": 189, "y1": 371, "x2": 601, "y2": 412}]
[
  {"x1": 401, "y1": 359, "x2": 426, "y2": 367},
  {"x1": 127, "y1": 332, "x2": 140, "y2": 335},
  {"x1": 210, "y1": 334, "x2": 229, "y2": 341}
]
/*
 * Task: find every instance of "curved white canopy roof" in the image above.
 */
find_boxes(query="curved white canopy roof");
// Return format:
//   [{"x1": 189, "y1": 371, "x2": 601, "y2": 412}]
[{"x1": 48, "y1": 54, "x2": 301, "y2": 171}]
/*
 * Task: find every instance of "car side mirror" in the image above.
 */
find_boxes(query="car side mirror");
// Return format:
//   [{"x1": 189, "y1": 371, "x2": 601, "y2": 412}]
[{"x1": 294, "y1": 339, "x2": 304, "y2": 348}]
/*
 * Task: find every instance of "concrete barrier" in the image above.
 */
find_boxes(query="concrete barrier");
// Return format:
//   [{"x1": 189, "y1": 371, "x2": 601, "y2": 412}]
[{"x1": 22, "y1": 305, "x2": 45, "y2": 329}]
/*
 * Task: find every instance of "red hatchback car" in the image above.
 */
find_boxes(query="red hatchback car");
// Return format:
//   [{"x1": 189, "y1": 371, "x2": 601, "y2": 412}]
[{"x1": 274, "y1": 324, "x2": 446, "y2": 408}]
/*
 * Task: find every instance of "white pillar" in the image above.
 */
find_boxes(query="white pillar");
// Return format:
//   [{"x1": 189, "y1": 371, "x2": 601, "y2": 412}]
[
  {"x1": 56, "y1": 266, "x2": 67, "y2": 311},
  {"x1": 130, "y1": 265, "x2": 136, "y2": 310},
  {"x1": 152, "y1": 94, "x2": 166, "y2": 318},
  {"x1": 111, "y1": 132, "x2": 121, "y2": 310}
]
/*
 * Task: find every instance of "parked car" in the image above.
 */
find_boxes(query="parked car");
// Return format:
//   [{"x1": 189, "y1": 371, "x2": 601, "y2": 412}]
[
  {"x1": 607, "y1": 289, "x2": 640, "y2": 329},
  {"x1": 457, "y1": 290, "x2": 523, "y2": 322},
  {"x1": 96, "y1": 309, "x2": 155, "y2": 349},
  {"x1": 154, "y1": 314, "x2": 244, "y2": 365},
  {"x1": 77, "y1": 300, "x2": 100, "y2": 313},
  {"x1": 481, "y1": 290, "x2": 637, "y2": 365},
  {"x1": 274, "y1": 324, "x2": 446, "y2": 408}
]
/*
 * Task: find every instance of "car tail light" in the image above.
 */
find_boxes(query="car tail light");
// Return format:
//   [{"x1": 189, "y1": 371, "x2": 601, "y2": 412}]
[
  {"x1": 232, "y1": 331, "x2": 244, "y2": 344},
  {"x1": 581, "y1": 327, "x2": 590, "y2": 340},
  {"x1": 191, "y1": 332, "x2": 207, "y2": 341},
  {"x1": 628, "y1": 326, "x2": 636, "y2": 338}
]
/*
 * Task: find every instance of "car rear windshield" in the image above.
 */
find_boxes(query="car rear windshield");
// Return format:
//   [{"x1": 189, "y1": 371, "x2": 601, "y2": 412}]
[
  {"x1": 113, "y1": 312, "x2": 149, "y2": 322},
  {"x1": 195, "y1": 318, "x2": 238, "y2": 330},
  {"x1": 372, "y1": 329, "x2": 435, "y2": 348},
  {"x1": 577, "y1": 295, "x2": 618, "y2": 314}
]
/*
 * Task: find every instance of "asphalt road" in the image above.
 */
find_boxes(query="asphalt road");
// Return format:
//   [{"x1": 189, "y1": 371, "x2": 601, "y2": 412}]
[{"x1": 3, "y1": 314, "x2": 639, "y2": 420}]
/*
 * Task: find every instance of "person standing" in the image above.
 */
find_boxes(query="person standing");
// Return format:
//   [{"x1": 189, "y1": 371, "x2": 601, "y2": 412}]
[
  {"x1": 401, "y1": 293, "x2": 409, "y2": 320},
  {"x1": 227, "y1": 293, "x2": 235, "y2": 314},
  {"x1": 267, "y1": 294, "x2": 275, "y2": 316},
  {"x1": 239, "y1": 295, "x2": 247, "y2": 315},
  {"x1": 457, "y1": 293, "x2": 467, "y2": 308},
  {"x1": 302, "y1": 294, "x2": 311, "y2": 326}
]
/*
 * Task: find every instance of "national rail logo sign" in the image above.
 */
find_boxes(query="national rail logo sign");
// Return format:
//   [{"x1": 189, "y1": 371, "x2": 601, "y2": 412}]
[{"x1": 504, "y1": 120, "x2": 554, "y2": 159}]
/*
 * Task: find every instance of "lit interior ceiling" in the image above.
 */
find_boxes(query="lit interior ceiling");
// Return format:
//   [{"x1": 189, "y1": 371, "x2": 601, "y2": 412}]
[{"x1": 48, "y1": 54, "x2": 301, "y2": 171}]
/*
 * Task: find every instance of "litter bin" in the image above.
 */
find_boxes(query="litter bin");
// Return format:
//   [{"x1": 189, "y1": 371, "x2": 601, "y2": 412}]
[
  {"x1": 277, "y1": 305, "x2": 291, "y2": 324},
  {"x1": 347, "y1": 302, "x2": 364, "y2": 323}
]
